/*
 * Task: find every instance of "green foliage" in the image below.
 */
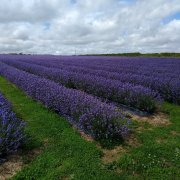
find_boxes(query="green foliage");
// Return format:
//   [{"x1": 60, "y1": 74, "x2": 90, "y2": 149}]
[
  {"x1": 115, "y1": 102, "x2": 180, "y2": 179},
  {"x1": 85, "y1": 52, "x2": 180, "y2": 58}
]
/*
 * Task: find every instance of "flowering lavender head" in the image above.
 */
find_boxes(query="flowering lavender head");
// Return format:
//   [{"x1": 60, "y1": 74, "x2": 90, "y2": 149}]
[{"x1": 0, "y1": 93, "x2": 26, "y2": 162}]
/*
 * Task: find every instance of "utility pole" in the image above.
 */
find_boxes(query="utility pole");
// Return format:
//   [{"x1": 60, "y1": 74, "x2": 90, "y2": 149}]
[{"x1": 74, "y1": 48, "x2": 77, "y2": 56}]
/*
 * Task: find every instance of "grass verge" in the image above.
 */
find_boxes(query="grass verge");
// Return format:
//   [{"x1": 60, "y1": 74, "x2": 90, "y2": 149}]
[{"x1": 105, "y1": 104, "x2": 180, "y2": 179}]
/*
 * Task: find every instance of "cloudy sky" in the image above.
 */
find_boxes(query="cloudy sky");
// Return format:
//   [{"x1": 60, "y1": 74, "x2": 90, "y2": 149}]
[{"x1": 0, "y1": 0, "x2": 180, "y2": 54}]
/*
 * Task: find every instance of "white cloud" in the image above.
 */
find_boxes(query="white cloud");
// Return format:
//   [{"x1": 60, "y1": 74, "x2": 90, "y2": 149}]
[{"x1": 0, "y1": 0, "x2": 180, "y2": 54}]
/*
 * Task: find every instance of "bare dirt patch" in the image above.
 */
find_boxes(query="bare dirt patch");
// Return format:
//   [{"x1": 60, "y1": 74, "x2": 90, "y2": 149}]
[
  {"x1": 0, "y1": 154, "x2": 23, "y2": 180},
  {"x1": 0, "y1": 148, "x2": 42, "y2": 180},
  {"x1": 156, "y1": 138, "x2": 167, "y2": 144},
  {"x1": 102, "y1": 146, "x2": 126, "y2": 163},
  {"x1": 124, "y1": 134, "x2": 141, "y2": 147},
  {"x1": 171, "y1": 131, "x2": 180, "y2": 136},
  {"x1": 102, "y1": 132, "x2": 141, "y2": 164},
  {"x1": 131, "y1": 112, "x2": 170, "y2": 126},
  {"x1": 79, "y1": 130, "x2": 94, "y2": 142}
]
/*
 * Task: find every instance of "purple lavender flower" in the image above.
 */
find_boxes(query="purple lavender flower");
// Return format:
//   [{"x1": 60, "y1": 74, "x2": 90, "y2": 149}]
[
  {"x1": 2, "y1": 59, "x2": 162, "y2": 112},
  {"x1": 0, "y1": 63, "x2": 131, "y2": 141},
  {"x1": 0, "y1": 92, "x2": 26, "y2": 162}
]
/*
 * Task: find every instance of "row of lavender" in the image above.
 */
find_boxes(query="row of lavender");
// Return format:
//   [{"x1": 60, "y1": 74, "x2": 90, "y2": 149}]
[
  {"x1": 33, "y1": 61, "x2": 179, "y2": 79},
  {"x1": 3, "y1": 60, "x2": 160, "y2": 112},
  {"x1": 2, "y1": 55, "x2": 179, "y2": 104},
  {"x1": 8, "y1": 55, "x2": 179, "y2": 77},
  {"x1": 0, "y1": 62, "x2": 130, "y2": 141},
  {"x1": 0, "y1": 92, "x2": 26, "y2": 162},
  {"x1": 16, "y1": 57, "x2": 179, "y2": 104}
]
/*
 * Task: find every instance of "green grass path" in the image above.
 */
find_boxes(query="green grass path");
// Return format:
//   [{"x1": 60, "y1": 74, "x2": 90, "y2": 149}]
[{"x1": 115, "y1": 104, "x2": 180, "y2": 179}]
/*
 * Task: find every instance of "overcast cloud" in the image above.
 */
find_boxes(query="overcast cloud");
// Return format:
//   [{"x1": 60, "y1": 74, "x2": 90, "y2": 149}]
[{"x1": 0, "y1": 0, "x2": 180, "y2": 54}]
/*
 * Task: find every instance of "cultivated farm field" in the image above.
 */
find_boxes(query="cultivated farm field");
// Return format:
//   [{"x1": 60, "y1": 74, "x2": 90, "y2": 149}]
[{"x1": 0, "y1": 55, "x2": 180, "y2": 179}]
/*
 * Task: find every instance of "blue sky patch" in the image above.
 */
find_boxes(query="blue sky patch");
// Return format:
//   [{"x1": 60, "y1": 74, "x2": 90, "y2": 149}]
[
  {"x1": 162, "y1": 11, "x2": 180, "y2": 24},
  {"x1": 43, "y1": 22, "x2": 51, "y2": 30},
  {"x1": 70, "y1": 0, "x2": 76, "y2": 4},
  {"x1": 118, "y1": 0, "x2": 136, "y2": 5}
]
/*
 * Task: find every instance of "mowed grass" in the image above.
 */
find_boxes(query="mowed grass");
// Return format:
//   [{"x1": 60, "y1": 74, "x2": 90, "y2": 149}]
[
  {"x1": 0, "y1": 76, "x2": 179, "y2": 179},
  {"x1": 108, "y1": 103, "x2": 180, "y2": 179}
]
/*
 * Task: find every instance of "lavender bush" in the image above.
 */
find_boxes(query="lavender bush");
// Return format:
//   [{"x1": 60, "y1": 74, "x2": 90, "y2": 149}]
[
  {"x1": 18, "y1": 56, "x2": 180, "y2": 104},
  {"x1": 0, "y1": 92, "x2": 26, "y2": 162},
  {"x1": 3, "y1": 60, "x2": 161, "y2": 112},
  {"x1": 3, "y1": 54, "x2": 178, "y2": 104},
  {"x1": 1, "y1": 55, "x2": 179, "y2": 104},
  {"x1": 0, "y1": 63, "x2": 131, "y2": 141}
]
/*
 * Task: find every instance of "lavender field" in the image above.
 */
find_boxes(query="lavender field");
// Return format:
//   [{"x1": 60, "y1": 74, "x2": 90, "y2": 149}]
[
  {"x1": 0, "y1": 55, "x2": 180, "y2": 138},
  {"x1": 0, "y1": 55, "x2": 180, "y2": 132},
  {"x1": 0, "y1": 54, "x2": 180, "y2": 179},
  {"x1": 1, "y1": 55, "x2": 180, "y2": 106}
]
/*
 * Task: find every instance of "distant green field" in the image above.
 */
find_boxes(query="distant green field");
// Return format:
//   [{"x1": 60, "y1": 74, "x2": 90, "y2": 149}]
[{"x1": 85, "y1": 52, "x2": 180, "y2": 58}]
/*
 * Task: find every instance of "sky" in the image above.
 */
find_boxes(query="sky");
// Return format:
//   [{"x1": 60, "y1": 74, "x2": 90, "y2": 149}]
[{"x1": 0, "y1": 0, "x2": 180, "y2": 55}]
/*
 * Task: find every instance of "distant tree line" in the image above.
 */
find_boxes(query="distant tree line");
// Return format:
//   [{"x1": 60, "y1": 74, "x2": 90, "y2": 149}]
[
  {"x1": 3, "y1": 52, "x2": 180, "y2": 58},
  {"x1": 86, "y1": 52, "x2": 180, "y2": 58}
]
